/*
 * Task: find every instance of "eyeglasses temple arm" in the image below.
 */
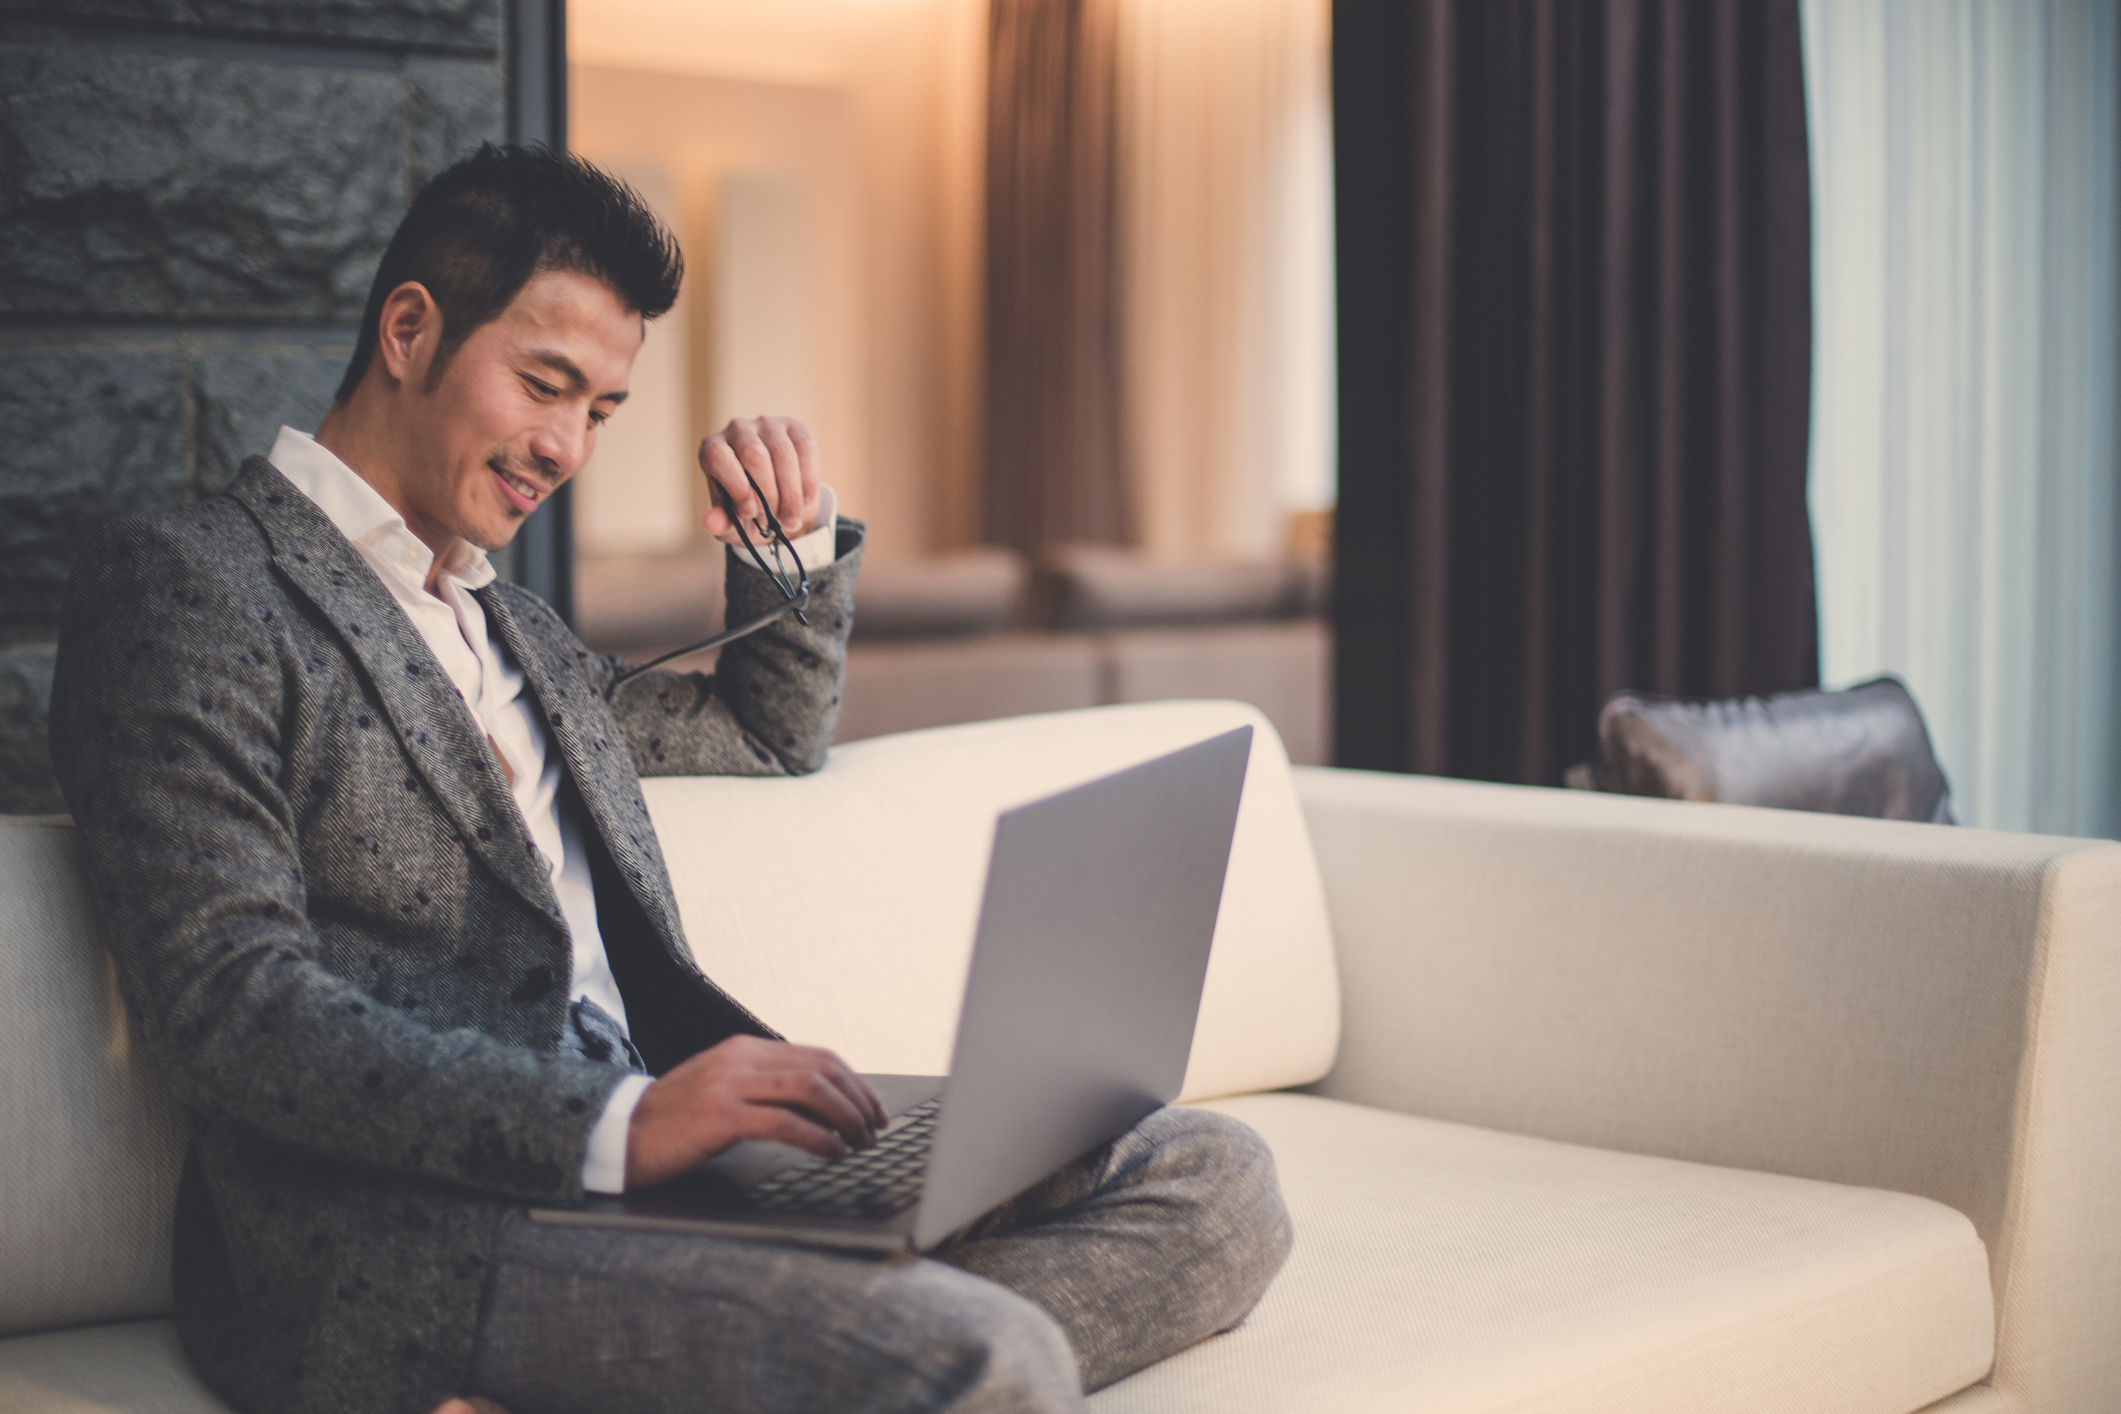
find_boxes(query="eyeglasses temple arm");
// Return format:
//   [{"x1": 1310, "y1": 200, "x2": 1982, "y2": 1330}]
[{"x1": 608, "y1": 588, "x2": 812, "y2": 685}]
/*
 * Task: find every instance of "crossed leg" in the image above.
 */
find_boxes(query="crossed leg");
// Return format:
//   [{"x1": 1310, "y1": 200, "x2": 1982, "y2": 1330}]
[{"x1": 465, "y1": 1108, "x2": 1290, "y2": 1413}]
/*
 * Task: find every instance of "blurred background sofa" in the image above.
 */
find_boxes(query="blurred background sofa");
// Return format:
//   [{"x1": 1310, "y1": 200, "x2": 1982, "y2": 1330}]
[{"x1": 577, "y1": 542, "x2": 1334, "y2": 765}]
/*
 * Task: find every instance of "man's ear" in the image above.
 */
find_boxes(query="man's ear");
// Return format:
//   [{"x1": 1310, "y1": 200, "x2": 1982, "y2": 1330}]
[{"x1": 375, "y1": 281, "x2": 440, "y2": 387}]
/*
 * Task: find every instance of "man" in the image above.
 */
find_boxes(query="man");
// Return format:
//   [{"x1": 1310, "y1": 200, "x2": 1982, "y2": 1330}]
[{"x1": 51, "y1": 144, "x2": 1289, "y2": 1414}]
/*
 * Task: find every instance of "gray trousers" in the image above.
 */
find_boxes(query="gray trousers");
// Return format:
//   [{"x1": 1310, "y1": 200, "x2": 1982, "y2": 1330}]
[{"x1": 464, "y1": 1105, "x2": 1292, "y2": 1413}]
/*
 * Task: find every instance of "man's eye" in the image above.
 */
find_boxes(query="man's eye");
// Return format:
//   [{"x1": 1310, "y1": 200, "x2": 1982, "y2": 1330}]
[
  {"x1": 524, "y1": 376, "x2": 558, "y2": 399},
  {"x1": 589, "y1": 410, "x2": 609, "y2": 427}
]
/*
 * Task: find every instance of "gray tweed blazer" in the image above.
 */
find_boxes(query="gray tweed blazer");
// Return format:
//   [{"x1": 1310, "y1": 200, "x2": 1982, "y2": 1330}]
[{"x1": 49, "y1": 456, "x2": 863, "y2": 1414}]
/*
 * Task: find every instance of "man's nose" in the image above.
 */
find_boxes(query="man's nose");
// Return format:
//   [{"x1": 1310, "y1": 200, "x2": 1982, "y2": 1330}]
[{"x1": 527, "y1": 412, "x2": 586, "y2": 482}]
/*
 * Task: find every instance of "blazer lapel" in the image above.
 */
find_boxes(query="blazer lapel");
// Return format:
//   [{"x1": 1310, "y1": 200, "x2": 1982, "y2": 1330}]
[
  {"x1": 227, "y1": 458, "x2": 561, "y2": 923},
  {"x1": 475, "y1": 583, "x2": 690, "y2": 960}
]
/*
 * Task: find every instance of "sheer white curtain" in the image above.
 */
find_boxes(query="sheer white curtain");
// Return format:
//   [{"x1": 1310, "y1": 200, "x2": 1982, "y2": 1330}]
[
  {"x1": 1115, "y1": 0, "x2": 1335, "y2": 561},
  {"x1": 1803, "y1": 0, "x2": 2119, "y2": 836}
]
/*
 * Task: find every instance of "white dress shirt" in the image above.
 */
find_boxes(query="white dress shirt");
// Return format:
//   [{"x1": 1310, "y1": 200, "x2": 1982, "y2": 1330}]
[{"x1": 268, "y1": 427, "x2": 837, "y2": 1193}]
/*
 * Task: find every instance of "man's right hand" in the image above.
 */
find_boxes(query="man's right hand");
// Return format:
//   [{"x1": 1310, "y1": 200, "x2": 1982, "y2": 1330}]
[
  {"x1": 699, "y1": 415, "x2": 822, "y2": 541},
  {"x1": 624, "y1": 1034, "x2": 889, "y2": 1189}
]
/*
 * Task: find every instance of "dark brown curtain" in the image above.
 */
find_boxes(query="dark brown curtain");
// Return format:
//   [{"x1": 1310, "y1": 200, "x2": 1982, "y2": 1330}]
[
  {"x1": 983, "y1": 0, "x2": 1129, "y2": 559},
  {"x1": 1332, "y1": 0, "x2": 1818, "y2": 782}
]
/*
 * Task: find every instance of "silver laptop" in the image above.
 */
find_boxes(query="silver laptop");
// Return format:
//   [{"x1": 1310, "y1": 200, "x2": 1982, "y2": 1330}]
[{"x1": 529, "y1": 725, "x2": 1253, "y2": 1254}]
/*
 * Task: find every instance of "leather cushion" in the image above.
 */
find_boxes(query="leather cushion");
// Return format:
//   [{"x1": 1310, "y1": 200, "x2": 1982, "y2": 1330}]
[{"x1": 1598, "y1": 676, "x2": 1953, "y2": 822}]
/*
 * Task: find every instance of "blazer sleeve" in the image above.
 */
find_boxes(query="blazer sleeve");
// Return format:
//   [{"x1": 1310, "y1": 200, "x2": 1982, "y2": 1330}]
[
  {"x1": 594, "y1": 518, "x2": 864, "y2": 779},
  {"x1": 50, "y1": 518, "x2": 624, "y2": 1207}
]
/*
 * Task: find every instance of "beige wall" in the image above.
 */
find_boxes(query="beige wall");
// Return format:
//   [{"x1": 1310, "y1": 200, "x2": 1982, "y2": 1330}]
[
  {"x1": 570, "y1": 161, "x2": 696, "y2": 557},
  {"x1": 569, "y1": 0, "x2": 986, "y2": 562}
]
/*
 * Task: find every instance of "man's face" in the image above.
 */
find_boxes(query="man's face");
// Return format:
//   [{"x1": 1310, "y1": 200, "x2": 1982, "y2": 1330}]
[{"x1": 399, "y1": 268, "x2": 639, "y2": 553}]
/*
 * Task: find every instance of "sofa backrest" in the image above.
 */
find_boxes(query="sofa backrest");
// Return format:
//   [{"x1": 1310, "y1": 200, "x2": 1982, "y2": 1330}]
[
  {"x1": 0, "y1": 818, "x2": 188, "y2": 1336},
  {"x1": 0, "y1": 702, "x2": 1336, "y2": 1336},
  {"x1": 643, "y1": 700, "x2": 1341, "y2": 1101}
]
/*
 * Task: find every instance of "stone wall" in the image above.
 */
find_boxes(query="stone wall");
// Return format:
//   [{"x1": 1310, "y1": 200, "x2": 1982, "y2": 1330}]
[{"x1": 0, "y1": 2, "x2": 506, "y2": 812}]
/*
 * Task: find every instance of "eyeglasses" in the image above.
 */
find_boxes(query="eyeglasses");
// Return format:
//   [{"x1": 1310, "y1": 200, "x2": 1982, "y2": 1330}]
[{"x1": 612, "y1": 469, "x2": 811, "y2": 685}]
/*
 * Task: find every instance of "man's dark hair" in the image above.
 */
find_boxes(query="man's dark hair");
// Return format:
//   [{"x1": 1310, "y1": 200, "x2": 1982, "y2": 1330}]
[{"x1": 335, "y1": 143, "x2": 683, "y2": 402}]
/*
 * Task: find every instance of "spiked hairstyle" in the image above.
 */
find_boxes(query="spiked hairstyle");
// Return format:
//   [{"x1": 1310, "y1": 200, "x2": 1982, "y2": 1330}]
[{"x1": 335, "y1": 143, "x2": 683, "y2": 402}]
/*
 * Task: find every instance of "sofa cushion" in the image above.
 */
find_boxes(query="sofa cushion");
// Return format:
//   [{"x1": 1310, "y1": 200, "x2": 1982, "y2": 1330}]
[
  {"x1": 1094, "y1": 1093, "x2": 1994, "y2": 1414},
  {"x1": 645, "y1": 700, "x2": 1341, "y2": 1101},
  {"x1": 837, "y1": 633, "x2": 1102, "y2": 744},
  {"x1": 1045, "y1": 545, "x2": 1312, "y2": 629},
  {"x1": 0, "y1": 818, "x2": 186, "y2": 1338},
  {"x1": 0, "y1": 1136, "x2": 1996, "y2": 1414},
  {"x1": 0, "y1": 1097, "x2": 1991, "y2": 1414},
  {"x1": 848, "y1": 547, "x2": 1028, "y2": 641}
]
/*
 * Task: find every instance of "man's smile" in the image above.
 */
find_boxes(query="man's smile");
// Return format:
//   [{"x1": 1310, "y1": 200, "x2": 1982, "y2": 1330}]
[{"x1": 490, "y1": 457, "x2": 549, "y2": 515}]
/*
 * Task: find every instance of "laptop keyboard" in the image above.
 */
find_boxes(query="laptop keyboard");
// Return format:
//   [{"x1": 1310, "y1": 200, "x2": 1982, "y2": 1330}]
[{"x1": 741, "y1": 1097, "x2": 942, "y2": 1221}]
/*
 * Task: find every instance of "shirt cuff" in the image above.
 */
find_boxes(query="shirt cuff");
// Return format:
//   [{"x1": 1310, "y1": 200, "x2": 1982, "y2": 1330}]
[
  {"x1": 781, "y1": 485, "x2": 838, "y2": 568},
  {"x1": 581, "y1": 1071, "x2": 653, "y2": 1194}
]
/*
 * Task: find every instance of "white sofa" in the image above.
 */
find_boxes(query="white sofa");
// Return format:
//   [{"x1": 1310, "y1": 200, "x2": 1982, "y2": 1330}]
[{"x1": 3, "y1": 701, "x2": 2117, "y2": 1413}]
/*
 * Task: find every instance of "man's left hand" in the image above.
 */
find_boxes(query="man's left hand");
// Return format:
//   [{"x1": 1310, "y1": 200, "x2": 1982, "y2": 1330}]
[{"x1": 699, "y1": 415, "x2": 821, "y2": 542}]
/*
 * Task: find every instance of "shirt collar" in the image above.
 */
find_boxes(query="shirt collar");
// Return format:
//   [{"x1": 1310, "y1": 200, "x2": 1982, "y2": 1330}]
[{"x1": 267, "y1": 426, "x2": 496, "y2": 590}]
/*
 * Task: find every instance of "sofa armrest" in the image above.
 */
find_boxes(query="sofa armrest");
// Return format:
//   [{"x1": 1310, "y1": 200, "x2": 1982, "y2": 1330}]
[{"x1": 1294, "y1": 765, "x2": 2121, "y2": 1414}]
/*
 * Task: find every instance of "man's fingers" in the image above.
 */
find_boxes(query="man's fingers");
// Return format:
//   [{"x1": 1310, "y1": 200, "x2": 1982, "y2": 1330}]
[
  {"x1": 741, "y1": 1048, "x2": 875, "y2": 1148},
  {"x1": 731, "y1": 424, "x2": 784, "y2": 532},
  {"x1": 697, "y1": 438, "x2": 753, "y2": 542},
  {"x1": 721, "y1": 433, "x2": 770, "y2": 523},
  {"x1": 758, "y1": 1065, "x2": 874, "y2": 1148},
  {"x1": 696, "y1": 436, "x2": 733, "y2": 510},
  {"x1": 812, "y1": 1058, "x2": 886, "y2": 1143},
  {"x1": 760, "y1": 421, "x2": 805, "y2": 533},
  {"x1": 644, "y1": 1038, "x2": 887, "y2": 1174},
  {"x1": 698, "y1": 424, "x2": 784, "y2": 543},
  {"x1": 751, "y1": 1104, "x2": 850, "y2": 1160},
  {"x1": 824, "y1": 1053, "x2": 889, "y2": 1131},
  {"x1": 713, "y1": 439, "x2": 751, "y2": 517},
  {"x1": 725, "y1": 1039, "x2": 883, "y2": 1138},
  {"x1": 699, "y1": 417, "x2": 822, "y2": 543},
  {"x1": 775, "y1": 1043, "x2": 885, "y2": 1135}
]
